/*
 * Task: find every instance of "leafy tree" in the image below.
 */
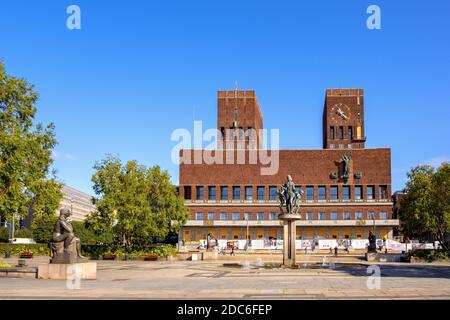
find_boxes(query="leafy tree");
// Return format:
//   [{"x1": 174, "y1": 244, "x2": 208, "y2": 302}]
[
  {"x1": 0, "y1": 61, "x2": 61, "y2": 231},
  {"x1": 87, "y1": 155, "x2": 189, "y2": 251},
  {"x1": 72, "y1": 221, "x2": 113, "y2": 245},
  {"x1": 399, "y1": 163, "x2": 450, "y2": 250}
]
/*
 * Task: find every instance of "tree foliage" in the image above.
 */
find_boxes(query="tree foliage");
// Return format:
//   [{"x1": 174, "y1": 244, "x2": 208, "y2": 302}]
[
  {"x1": 0, "y1": 61, "x2": 62, "y2": 229},
  {"x1": 399, "y1": 163, "x2": 450, "y2": 250},
  {"x1": 86, "y1": 155, "x2": 188, "y2": 251}
]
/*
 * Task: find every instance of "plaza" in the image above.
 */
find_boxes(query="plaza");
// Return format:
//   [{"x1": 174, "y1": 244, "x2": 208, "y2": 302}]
[{"x1": 1, "y1": 256, "x2": 449, "y2": 299}]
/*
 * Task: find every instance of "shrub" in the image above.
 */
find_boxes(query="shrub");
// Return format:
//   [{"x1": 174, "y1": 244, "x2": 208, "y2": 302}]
[
  {"x1": 150, "y1": 244, "x2": 178, "y2": 257},
  {"x1": 0, "y1": 244, "x2": 50, "y2": 256},
  {"x1": 410, "y1": 249, "x2": 450, "y2": 261},
  {"x1": 0, "y1": 227, "x2": 9, "y2": 243},
  {"x1": 15, "y1": 228, "x2": 33, "y2": 239}
]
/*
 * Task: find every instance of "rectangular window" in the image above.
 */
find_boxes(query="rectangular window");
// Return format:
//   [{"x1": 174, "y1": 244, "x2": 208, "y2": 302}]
[
  {"x1": 330, "y1": 212, "x2": 338, "y2": 220},
  {"x1": 318, "y1": 186, "x2": 326, "y2": 201},
  {"x1": 257, "y1": 186, "x2": 265, "y2": 200},
  {"x1": 329, "y1": 144, "x2": 334, "y2": 149},
  {"x1": 245, "y1": 186, "x2": 253, "y2": 200},
  {"x1": 208, "y1": 212, "x2": 215, "y2": 220},
  {"x1": 379, "y1": 185, "x2": 387, "y2": 199},
  {"x1": 184, "y1": 186, "x2": 192, "y2": 200},
  {"x1": 221, "y1": 186, "x2": 228, "y2": 200},
  {"x1": 244, "y1": 212, "x2": 252, "y2": 220},
  {"x1": 319, "y1": 212, "x2": 327, "y2": 220},
  {"x1": 348, "y1": 126, "x2": 353, "y2": 139},
  {"x1": 220, "y1": 212, "x2": 227, "y2": 220},
  {"x1": 307, "y1": 212, "x2": 314, "y2": 220},
  {"x1": 342, "y1": 186, "x2": 350, "y2": 200},
  {"x1": 269, "y1": 212, "x2": 277, "y2": 220},
  {"x1": 330, "y1": 186, "x2": 338, "y2": 200},
  {"x1": 220, "y1": 127, "x2": 225, "y2": 141},
  {"x1": 208, "y1": 186, "x2": 216, "y2": 200},
  {"x1": 339, "y1": 144, "x2": 344, "y2": 149},
  {"x1": 348, "y1": 144, "x2": 352, "y2": 149},
  {"x1": 196, "y1": 186, "x2": 204, "y2": 200},
  {"x1": 343, "y1": 212, "x2": 350, "y2": 220},
  {"x1": 355, "y1": 185, "x2": 362, "y2": 200},
  {"x1": 339, "y1": 126, "x2": 344, "y2": 139},
  {"x1": 233, "y1": 186, "x2": 240, "y2": 200},
  {"x1": 269, "y1": 186, "x2": 277, "y2": 200},
  {"x1": 368, "y1": 212, "x2": 375, "y2": 220},
  {"x1": 195, "y1": 212, "x2": 204, "y2": 220},
  {"x1": 380, "y1": 212, "x2": 388, "y2": 220},
  {"x1": 330, "y1": 127, "x2": 335, "y2": 139},
  {"x1": 238, "y1": 127, "x2": 244, "y2": 140},
  {"x1": 232, "y1": 212, "x2": 240, "y2": 220},
  {"x1": 257, "y1": 212, "x2": 264, "y2": 220},
  {"x1": 367, "y1": 186, "x2": 374, "y2": 200},
  {"x1": 306, "y1": 186, "x2": 314, "y2": 200},
  {"x1": 355, "y1": 212, "x2": 363, "y2": 220}
]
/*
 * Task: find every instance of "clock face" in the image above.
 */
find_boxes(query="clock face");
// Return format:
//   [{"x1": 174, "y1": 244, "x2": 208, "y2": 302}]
[{"x1": 329, "y1": 103, "x2": 351, "y2": 123}]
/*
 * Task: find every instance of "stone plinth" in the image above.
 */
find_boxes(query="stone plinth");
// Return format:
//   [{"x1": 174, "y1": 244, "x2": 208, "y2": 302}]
[
  {"x1": 202, "y1": 250, "x2": 218, "y2": 260},
  {"x1": 279, "y1": 213, "x2": 302, "y2": 268},
  {"x1": 38, "y1": 262, "x2": 97, "y2": 280}
]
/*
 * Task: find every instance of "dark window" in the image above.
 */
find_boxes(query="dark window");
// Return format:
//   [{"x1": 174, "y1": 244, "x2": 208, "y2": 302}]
[
  {"x1": 196, "y1": 186, "x2": 204, "y2": 200},
  {"x1": 257, "y1": 186, "x2": 265, "y2": 200},
  {"x1": 245, "y1": 186, "x2": 253, "y2": 200},
  {"x1": 343, "y1": 186, "x2": 350, "y2": 200},
  {"x1": 367, "y1": 186, "x2": 374, "y2": 200},
  {"x1": 269, "y1": 186, "x2": 277, "y2": 200},
  {"x1": 306, "y1": 186, "x2": 314, "y2": 200},
  {"x1": 221, "y1": 186, "x2": 228, "y2": 200},
  {"x1": 330, "y1": 186, "x2": 338, "y2": 200},
  {"x1": 348, "y1": 126, "x2": 353, "y2": 139},
  {"x1": 355, "y1": 186, "x2": 362, "y2": 200},
  {"x1": 208, "y1": 186, "x2": 216, "y2": 200},
  {"x1": 220, "y1": 127, "x2": 225, "y2": 141},
  {"x1": 184, "y1": 186, "x2": 192, "y2": 200},
  {"x1": 330, "y1": 127, "x2": 335, "y2": 139},
  {"x1": 318, "y1": 186, "x2": 326, "y2": 200},
  {"x1": 257, "y1": 212, "x2": 264, "y2": 220},
  {"x1": 379, "y1": 185, "x2": 387, "y2": 199},
  {"x1": 233, "y1": 186, "x2": 240, "y2": 200},
  {"x1": 339, "y1": 126, "x2": 344, "y2": 139},
  {"x1": 319, "y1": 212, "x2": 327, "y2": 220}
]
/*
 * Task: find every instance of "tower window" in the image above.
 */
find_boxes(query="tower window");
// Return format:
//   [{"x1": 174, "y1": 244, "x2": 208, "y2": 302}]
[
  {"x1": 330, "y1": 186, "x2": 338, "y2": 200},
  {"x1": 367, "y1": 186, "x2": 374, "y2": 200},
  {"x1": 348, "y1": 126, "x2": 353, "y2": 139},
  {"x1": 208, "y1": 186, "x2": 216, "y2": 200},
  {"x1": 355, "y1": 185, "x2": 362, "y2": 200},
  {"x1": 343, "y1": 186, "x2": 350, "y2": 200},
  {"x1": 330, "y1": 127, "x2": 335, "y2": 140},
  {"x1": 245, "y1": 186, "x2": 253, "y2": 200},
  {"x1": 318, "y1": 186, "x2": 326, "y2": 200},
  {"x1": 379, "y1": 185, "x2": 387, "y2": 199},
  {"x1": 196, "y1": 186, "x2": 204, "y2": 200},
  {"x1": 339, "y1": 126, "x2": 344, "y2": 139},
  {"x1": 220, "y1": 127, "x2": 225, "y2": 141},
  {"x1": 269, "y1": 186, "x2": 277, "y2": 200},
  {"x1": 221, "y1": 186, "x2": 228, "y2": 200},
  {"x1": 257, "y1": 186, "x2": 265, "y2": 200},
  {"x1": 306, "y1": 186, "x2": 314, "y2": 200},
  {"x1": 233, "y1": 186, "x2": 240, "y2": 200}
]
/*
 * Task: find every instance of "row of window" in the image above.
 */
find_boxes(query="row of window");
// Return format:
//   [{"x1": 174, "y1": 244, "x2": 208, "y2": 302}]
[
  {"x1": 194, "y1": 211, "x2": 389, "y2": 221},
  {"x1": 329, "y1": 126, "x2": 353, "y2": 140},
  {"x1": 184, "y1": 185, "x2": 388, "y2": 201}
]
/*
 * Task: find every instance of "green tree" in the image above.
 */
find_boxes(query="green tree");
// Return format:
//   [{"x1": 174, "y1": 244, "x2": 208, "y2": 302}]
[
  {"x1": 87, "y1": 155, "x2": 188, "y2": 251},
  {"x1": 399, "y1": 163, "x2": 450, "y2": 249},
  {"x1": 0, "y1": 61, "x2": 61, "y2": 231}
]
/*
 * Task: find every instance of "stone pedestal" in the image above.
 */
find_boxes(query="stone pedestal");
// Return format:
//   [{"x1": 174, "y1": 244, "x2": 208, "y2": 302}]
[
  {"x1": 38, "y1": 262, "x2": 97, "y2": 280},
  {"x1": 279, "y1": 213, "x2": 302, "y2": 268}
]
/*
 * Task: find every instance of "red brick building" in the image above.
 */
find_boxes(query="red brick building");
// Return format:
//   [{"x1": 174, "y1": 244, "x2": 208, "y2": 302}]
[{"x1": 178, "y1": 88, "x2": 398, "y2": 243}]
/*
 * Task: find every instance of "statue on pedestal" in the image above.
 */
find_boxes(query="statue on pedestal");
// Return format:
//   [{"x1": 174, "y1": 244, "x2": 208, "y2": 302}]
[
  {"x1": 50, "y1": 209, "x2": 85, "y2": 263},
  {"x1": 341, "y1": 154, "x2": 351, "y2": 180},
  {"x1": 368, "y1": 230, "x2": 377, "y2": 253}
]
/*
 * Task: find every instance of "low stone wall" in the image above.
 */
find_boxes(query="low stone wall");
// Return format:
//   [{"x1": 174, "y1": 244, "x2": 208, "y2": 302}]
[
  {"x1": 0, "y1": 267, "x2": 37, "y2": 278},
  {"x1": 366, "y1": 252, "x2": 408, "y2": 262}
]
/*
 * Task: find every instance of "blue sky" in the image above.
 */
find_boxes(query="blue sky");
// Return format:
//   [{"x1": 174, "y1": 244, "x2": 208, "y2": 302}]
[{"x1": 1, "y1": 0, "x2": 449, "y2": 195}]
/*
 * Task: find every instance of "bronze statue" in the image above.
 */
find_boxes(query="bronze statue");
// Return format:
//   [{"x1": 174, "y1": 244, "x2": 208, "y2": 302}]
[
  {"x1": 50, "y1": 208, "x2": 85, "y2": 263},
  {"x1": 278, "y1": 175, "x2": 302, "y2": 214},
  {"x1": 368, "y1": 230, "x2": 377, "y2": 253},
  {"x1": 341, "y1": 154, "x2": 351, "y2": 180}
]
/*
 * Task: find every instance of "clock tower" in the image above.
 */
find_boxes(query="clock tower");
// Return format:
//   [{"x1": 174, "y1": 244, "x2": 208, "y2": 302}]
[{"x1": 323, "y1": 88, "x2": 366, "y2": 149}]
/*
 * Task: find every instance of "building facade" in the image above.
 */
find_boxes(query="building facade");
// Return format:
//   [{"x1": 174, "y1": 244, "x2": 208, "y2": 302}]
[{"x1": 178, "y1": 88, "x2": 399, "y2": 243}]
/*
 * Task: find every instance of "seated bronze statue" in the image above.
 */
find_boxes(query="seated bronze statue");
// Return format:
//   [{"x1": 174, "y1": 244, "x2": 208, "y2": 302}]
[{"x1": 50, "y1": 208, "x2": 86, "y2": 263}]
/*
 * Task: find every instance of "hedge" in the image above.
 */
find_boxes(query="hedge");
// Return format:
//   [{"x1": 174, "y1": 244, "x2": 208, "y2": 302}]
[{"x1": 0, "y1": 243, "x2": 50, "y2": 256}]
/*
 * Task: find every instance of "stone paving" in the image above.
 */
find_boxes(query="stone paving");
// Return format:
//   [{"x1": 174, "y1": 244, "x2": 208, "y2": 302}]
[{"x1": 0, "y1": 256, "x2": 450, "y2": 299}]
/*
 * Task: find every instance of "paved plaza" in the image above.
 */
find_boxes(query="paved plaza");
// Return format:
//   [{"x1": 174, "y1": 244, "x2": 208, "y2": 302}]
[{"x1": 1, "y1": 256, "x2": 450, "y2": 299}]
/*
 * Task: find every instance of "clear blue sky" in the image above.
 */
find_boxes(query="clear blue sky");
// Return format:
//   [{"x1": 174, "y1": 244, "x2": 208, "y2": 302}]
[{"x1": 1, "y1": 0, "x2": 449, "y2": 195}]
